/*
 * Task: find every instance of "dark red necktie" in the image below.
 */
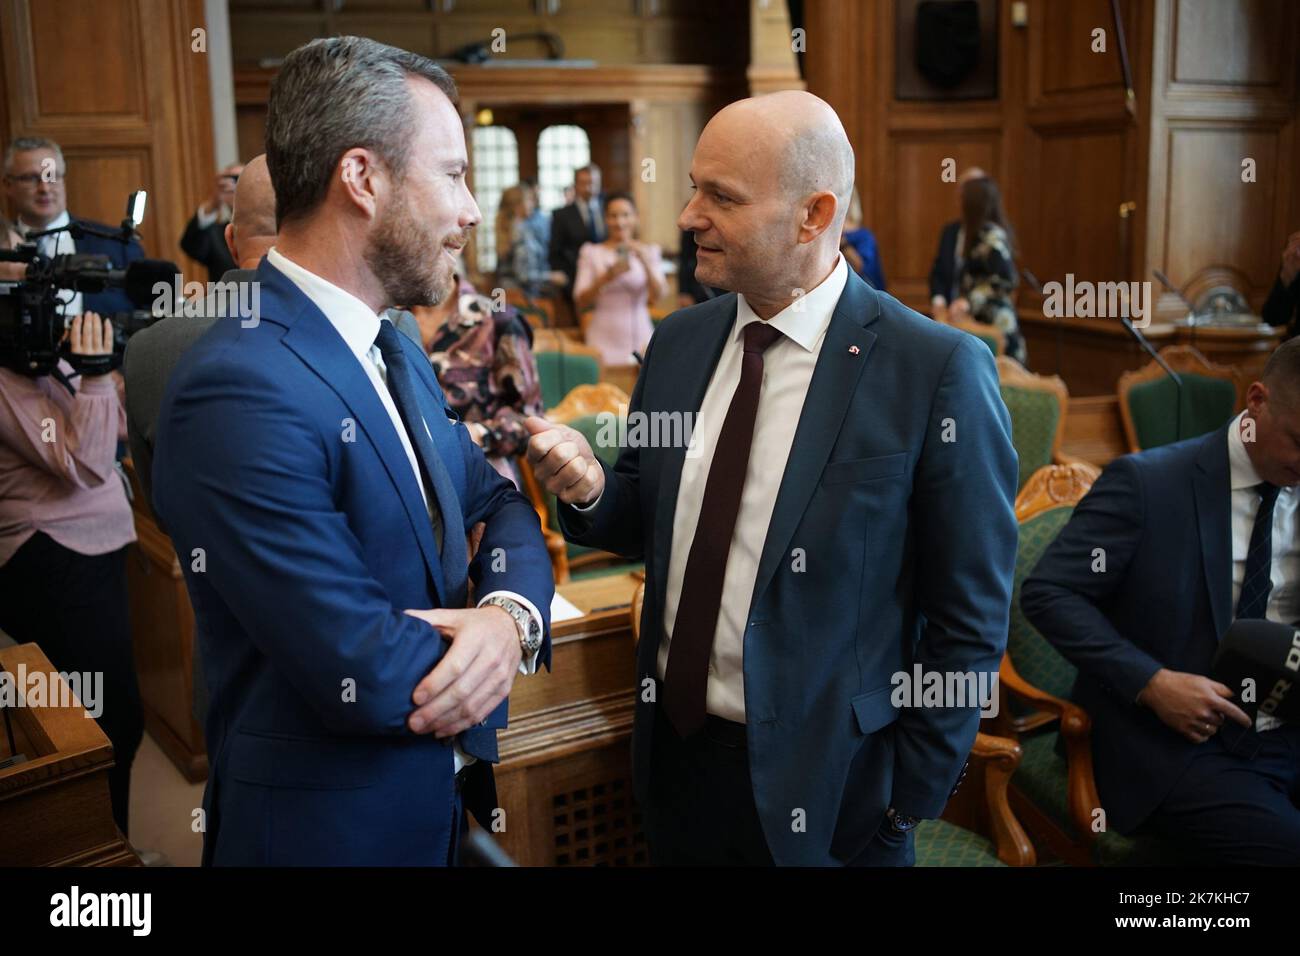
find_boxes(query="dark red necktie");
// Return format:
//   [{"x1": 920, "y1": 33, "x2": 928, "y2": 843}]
[{"x1": 663, "y1": 320, "x2": 784, "y2": 737}]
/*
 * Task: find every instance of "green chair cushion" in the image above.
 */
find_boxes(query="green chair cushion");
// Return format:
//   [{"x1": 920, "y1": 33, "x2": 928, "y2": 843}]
[
  {"x1": 1000, "y1": 384, "x2": 1062, "y2": 491},
  {"x1": 536, "y1": 350, "x2": 600, "y2": 410},
  {"x1": 1009, "y1": 506, "x2": 1078, "y2": 700},
  {"x1": 915, "y1": 818, "x2": 1006, "y2": 867},
  {"x1": 1127, "y1": 374, "x2": 1236, "y2": 450}
]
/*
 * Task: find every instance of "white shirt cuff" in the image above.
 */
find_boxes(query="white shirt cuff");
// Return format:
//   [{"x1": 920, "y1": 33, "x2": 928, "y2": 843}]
[
  {"x1": 478, "y1": 590, "x2": 544, "y2": 674},
  {"x1": 569, "y1": 491, "x2": 603, "y2": 513}
]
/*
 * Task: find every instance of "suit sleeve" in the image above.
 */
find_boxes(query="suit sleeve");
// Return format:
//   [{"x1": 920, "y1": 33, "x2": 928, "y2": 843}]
[
  {"x1": 1261, "y1": 273, "x2": 1299, "y2": 332},
  {"x1": 121, "y1": 335, "x2": 156, "y2": 512},
  {"x1": 179, "y1": 213, "x2": 213, "y2": 264},
  {"x1": 928, "y1": 225, "x2": 952, "y2": 300},
  {"x1": 154, "y1": 355, "x2": 452, "y2": 736},
  {"x1": 1020, "y1": 455, "x2": 1164, "y2": 703},
  {"x1": 895, "y1": 334, "x2": 1019, "y2": 817},
  {"x1": 548, "y1": 210, "x2": 569, "y2": 275},
  {"x1": 553, "y1": 324, "x2": 657, "y2": 558},
  {"x1": 424, "y1": 370, "x2": 556, "y2": 668}
]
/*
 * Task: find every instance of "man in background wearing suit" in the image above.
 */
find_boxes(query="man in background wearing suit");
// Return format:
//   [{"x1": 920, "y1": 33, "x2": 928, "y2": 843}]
[
  {"x1": 3, "y1": 136, "x2": 144, "y2": 318},
  {"x1": 927, "y1": 165, "x2": 986, "y2": 314},
  {"x1": 125, "y1": 154, "x2": 275, "y2": 511},
  {"x1": 152, "y1": 37, "x2": 553, "y2": 866},
  {"x1": 548, "y1": 162, "x2": 603, "y2": 296},
  {"x1": 178, "y1": 162, "x2": 242, "y2": 282},
  {"x1": 1023, "y1": 340, "x2": 1300, "y2": 864},
  {"x1": 527, "y1": 91, "x2": 1018, "y2": 866}
]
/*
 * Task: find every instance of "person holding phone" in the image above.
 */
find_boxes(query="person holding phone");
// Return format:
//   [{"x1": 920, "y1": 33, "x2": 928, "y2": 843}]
[{"x1": 573, "y1": 191, "x2": 666, "y2": 366}]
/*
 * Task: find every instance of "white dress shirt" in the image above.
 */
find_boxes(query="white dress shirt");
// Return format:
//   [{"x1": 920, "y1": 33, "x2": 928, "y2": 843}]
[
  {"x1": 655, "y1": 254, "x2": 850, "y2": 723},
  {"x1": 268, "y1": 248, "x2": 542, "y2": 768},
  {"x1": 1227, "y1": 410, "x2": 1299, "y2": 731},
  {"x1": 17, "y1": 211, "x2": 82, "y2": 318}
]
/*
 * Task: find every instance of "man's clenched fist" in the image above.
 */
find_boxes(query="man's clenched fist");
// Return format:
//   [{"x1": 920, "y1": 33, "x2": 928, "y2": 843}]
[{"x1": 524, "y1": 415, "x2": 605, "y2": 507}]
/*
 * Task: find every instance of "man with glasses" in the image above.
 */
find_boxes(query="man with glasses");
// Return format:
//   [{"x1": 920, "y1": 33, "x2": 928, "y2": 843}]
[{"x1": 2, "y1": 137, "x2": 144, "y2": 317}]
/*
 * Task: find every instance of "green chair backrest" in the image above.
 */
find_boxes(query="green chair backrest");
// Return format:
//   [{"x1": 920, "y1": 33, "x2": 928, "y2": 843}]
[
  {"x1": 1000, "y1": 384, "x2": 1061, "y2": 491},
  {"x1": 536, "y1": 350, "x2": 600, "y2": 410},
  {"x1": 1127, "y1": 374, "x2": 1236, "y2": 450},
  {"x1": 1009, "y1": 505, "x2": 1078, "y2": 701}
]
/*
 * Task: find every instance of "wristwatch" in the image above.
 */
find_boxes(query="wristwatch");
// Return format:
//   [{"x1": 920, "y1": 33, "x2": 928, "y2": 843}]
[
  {"x1": 482, "y1": 595, "x2": 543, "y2": 659},
  {"x1": 886, "y1": 807, "x2": 919, "y2": 833}
]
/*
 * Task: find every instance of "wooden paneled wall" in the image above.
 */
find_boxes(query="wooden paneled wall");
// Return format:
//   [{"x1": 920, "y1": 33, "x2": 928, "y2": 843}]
[
  {"x1": 0, "y1": 0, "x2": 216, "y2": 281},
  {"x1": 804, "y1": 0, "x2": 1300, "y2": 328},
  {"x1": 1144, "y1": 0, "x2": 1299, "y2": 319},
  {"x1": 227, "y1": 0, "x2": 750, "y2": 69}
]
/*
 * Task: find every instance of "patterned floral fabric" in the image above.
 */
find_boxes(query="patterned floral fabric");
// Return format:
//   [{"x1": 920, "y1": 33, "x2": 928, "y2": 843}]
[
  {"x1": 960, "y1": 222, "x2": 1025, "y2": 364},
  {"x1": 427, "y1": 287, "x2": 544, "y2": 465}
]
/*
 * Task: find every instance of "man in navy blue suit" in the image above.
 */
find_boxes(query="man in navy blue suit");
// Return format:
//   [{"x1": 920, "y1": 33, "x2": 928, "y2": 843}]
[
  {"x1": 152, "y1": 37, "x2": 554, "y2": 866},
  {"x1": 1022, "y1": 341, "x2": 1300, "y2": 864},
  {"x1": 527, "y1": 92, "x2": 1018, "y2": 866},
  {"x1": 3, "y1": 137, "x2": 144, "y2": 318}
]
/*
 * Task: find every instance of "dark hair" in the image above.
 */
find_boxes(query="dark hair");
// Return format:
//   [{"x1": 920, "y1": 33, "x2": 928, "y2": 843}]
[
  {"x1": 603, "y1": 190, "x2": 636, "y2": 211},
  {"x1": 960, "y1": 176, "x2": 1015, "y2": 258},
  {"x1": 1263, "y1": 336, "x2": 1300, "y2": 405},
  {"x1": 265, "y1": 36, "x2": 458, "y2": 226}
]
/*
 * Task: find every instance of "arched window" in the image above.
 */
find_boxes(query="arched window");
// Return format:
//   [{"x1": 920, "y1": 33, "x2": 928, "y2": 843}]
[
  {"x1": 470, "y1": 124, "x2": 519, "y2": 273},
  {"x1": 537, "y1": 124, "x2": 592, "y2": 214}
]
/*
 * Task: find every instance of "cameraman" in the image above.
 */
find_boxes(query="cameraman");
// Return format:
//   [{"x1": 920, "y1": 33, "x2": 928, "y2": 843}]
[
  {"x1": 3, "y1": 136, "x2": 144, "y2": 318},
  {"x1": 0, "y1": 295, "x2": 142, "y2": 837}
]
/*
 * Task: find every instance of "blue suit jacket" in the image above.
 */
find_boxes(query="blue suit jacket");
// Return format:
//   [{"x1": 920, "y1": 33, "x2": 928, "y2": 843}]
[
  {"x1": 1021, "y1": 426, "x2": 1234, "y2": 833},
  {"x1": 72, "y1": 216, "x2": 145, "y2": 317},
  {"x1": 152, "y1": 258, "x2": 554, "y2": 866},
  {"x1": 559, "y1": 270, "x2": 1018, "y2": 865}
]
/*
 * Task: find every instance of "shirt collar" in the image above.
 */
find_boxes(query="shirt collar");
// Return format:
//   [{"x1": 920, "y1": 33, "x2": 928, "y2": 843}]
[
  {"x1": 734, "y1": 253, "x2": 849, "y2": 353},
  {"x1": 1226, "y1": 410, "x2": 1289, "y2": 494},
  {"x1": 17, "y1": 210, "x2": 69, "y2": 236},
  {"x1": 268, "y1": 246, "x2": 383, "y2": 361}
]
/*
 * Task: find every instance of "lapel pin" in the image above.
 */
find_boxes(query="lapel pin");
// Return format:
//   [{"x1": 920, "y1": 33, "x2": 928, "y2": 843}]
[{"x1": 848, "y1": 345, "x2": 860, "y2": 355}]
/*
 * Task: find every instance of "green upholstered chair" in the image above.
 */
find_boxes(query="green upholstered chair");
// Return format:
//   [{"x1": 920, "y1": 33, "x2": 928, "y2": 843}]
[
  {"x1": 1117, "y1": 345, "x2": 1239, "y2": 451},
  {"x1": 535, "y1": 349, "x2": 601, "y2": 411},
  {"x1": 997, "y1": 357, "x2": 1070, "y2": 492},
  {"x1": 1001, "y1": 466, "x2": 1183, "y2": 865}
]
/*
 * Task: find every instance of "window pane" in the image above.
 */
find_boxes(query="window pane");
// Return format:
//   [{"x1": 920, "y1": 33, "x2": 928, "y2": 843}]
[
  {"x1": 537, "y1": 125, "x2": 592, "y2": 214},
  {"x1": 470, "y1": 125, "x2": 519, "y2": 273}
]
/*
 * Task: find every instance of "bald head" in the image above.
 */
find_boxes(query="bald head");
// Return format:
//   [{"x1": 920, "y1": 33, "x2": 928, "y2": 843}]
[
  {"x1": 678, "y1": 91, "x2": 855, "y2": 316},
  {"x1": 225, "y1": 155, "x2": 276, "y2": 268}
]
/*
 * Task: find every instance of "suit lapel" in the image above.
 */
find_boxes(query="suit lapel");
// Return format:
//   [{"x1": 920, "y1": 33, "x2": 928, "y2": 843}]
[
  {"x1": 262, "y1": 262, "x2": 447, "y2": 603},
  {"x1": 651, "y1": 295, "x2": 738, "y2": 616},
  {"x1": 749, "y1": 272, "x2": 880, "y2": 610},
  {"x1": 1193, "y1": 425, "x2": 1233, "y2": 636}
]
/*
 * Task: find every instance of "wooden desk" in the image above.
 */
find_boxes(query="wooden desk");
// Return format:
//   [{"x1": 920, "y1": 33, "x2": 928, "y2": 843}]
[
  {"x1": 0, "y1": 643, "x2": 138, "y2": 866},
  {"x1": 1020, "y1": 312, "x2": 1282, "y2": 398},
  {"x1": 492, "y1": 572, "x2": 646, "y2": 866}
]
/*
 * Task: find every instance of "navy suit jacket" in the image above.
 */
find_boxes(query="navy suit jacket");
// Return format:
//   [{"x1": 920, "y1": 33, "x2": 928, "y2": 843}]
[
  {"x1": 152, "y1": 258, "x2": 554, "y2": 866},
  {"x1": 559, "y1": 270, "x2": 1019, "y2": 865},
  {"x1": 72, "y1": 216, "x2": 145, "y2": 317},
  {"x1": 1021, "y1": 426, "x2": 1235, "y2": 833}
]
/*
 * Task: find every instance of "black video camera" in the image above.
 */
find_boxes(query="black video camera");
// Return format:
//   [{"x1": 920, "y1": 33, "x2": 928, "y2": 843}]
[{"x1": 0, "y1": 190, "x2": 178, "y2": 377}]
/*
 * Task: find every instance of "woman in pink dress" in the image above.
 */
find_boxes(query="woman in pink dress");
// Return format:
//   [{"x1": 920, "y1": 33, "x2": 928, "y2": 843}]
[{"x1": 573, "y1": 192, "x2": 667, "y2": 367}]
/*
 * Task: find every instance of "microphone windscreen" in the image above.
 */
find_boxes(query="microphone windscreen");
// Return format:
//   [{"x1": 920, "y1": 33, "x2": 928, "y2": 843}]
[
  {"x1": 124, "y1": 258, "x2": 180, "y2": 308},
  {"x1": 1212, "y1": 619, "x2": 1300, "y2": 722}
]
